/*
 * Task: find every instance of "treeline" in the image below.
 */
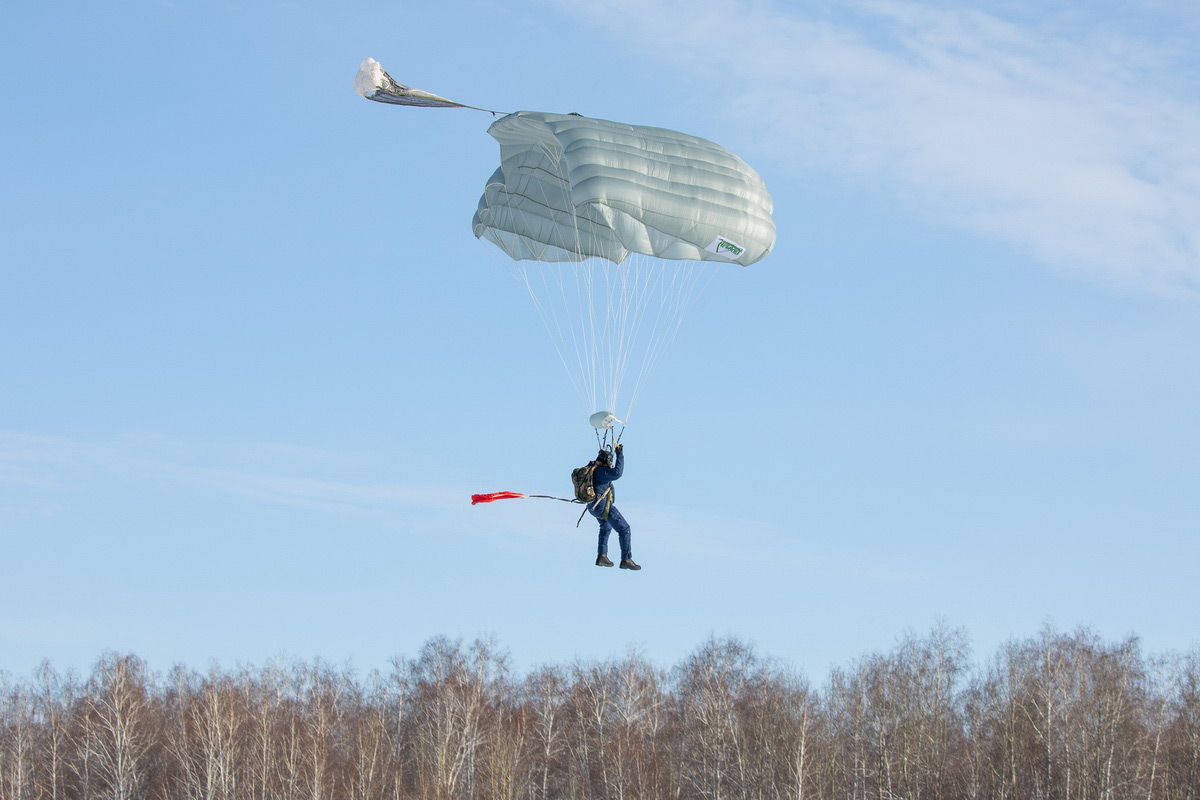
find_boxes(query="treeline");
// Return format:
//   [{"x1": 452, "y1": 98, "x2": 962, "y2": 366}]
[{"x1": 1, "y1": 626, "x2": 1198, "y2": 800}]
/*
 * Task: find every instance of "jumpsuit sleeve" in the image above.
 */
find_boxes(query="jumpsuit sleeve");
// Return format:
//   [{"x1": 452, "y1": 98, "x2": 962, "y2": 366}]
[{"x1": 610, "y1": 448, "x2": 624, "y2": 481}]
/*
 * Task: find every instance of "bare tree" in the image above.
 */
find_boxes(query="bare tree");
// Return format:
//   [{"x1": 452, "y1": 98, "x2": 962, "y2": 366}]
[
  {"x1": 72, "y1": 653, "x2": 157, "y2": 800},
  {"x1": 6, "y1": 628, "x2": 1198, "y2": 800},
  {"x1": 32, "y1": 660, "x2": 78, "y2": 800},
  {"x1": 604, "y1": 650, "x2": 665, "y2": 800},
  {"x1": 166, "y1": 664, "x2": 251, "y2": 800},
  {"x1": 562, "y1": 659, "x2": 611, "y2": 800},
  {"x1": 343, "y1": 668, "x2": 405, "y2": 800},
  {"x1": 522, "y1": 666, "x2": 567, "y2": 800},
  {"x1": 673, "y1": 636, "x2": 762, "y2": 800},
  {"x1": 1165, "y1": 649, "x2": 1200, "y2": 800},
  {"x1": 408, "y1": 636, "x2": 507, "y2": 800},
  {"x1": 1, "y1": 674, "x2": 36, "y2": 800}
]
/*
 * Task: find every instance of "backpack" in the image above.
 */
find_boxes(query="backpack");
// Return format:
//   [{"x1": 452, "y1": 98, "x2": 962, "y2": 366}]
[{"x1": 571, "y1": 461, "x2": 599, "y2": 503}]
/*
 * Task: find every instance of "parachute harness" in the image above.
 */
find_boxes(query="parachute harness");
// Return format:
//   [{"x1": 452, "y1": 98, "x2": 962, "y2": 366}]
[{"x1": 586, "y1": 424, "x2": 622, "y2": 524}]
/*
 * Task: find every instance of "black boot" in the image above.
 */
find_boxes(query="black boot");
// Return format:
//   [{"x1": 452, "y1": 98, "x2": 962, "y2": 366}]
[
  {"x1": 595, "y1": 554, "x2": 614, "y2": 567},
  {"x1": 619, "y1": 558, "x2": 641, "y2": 570}
]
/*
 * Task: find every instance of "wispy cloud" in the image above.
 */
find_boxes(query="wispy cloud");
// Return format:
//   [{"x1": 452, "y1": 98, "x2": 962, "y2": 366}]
[
  {"x1": 560, "y1": 0, "x2": 1200, "y2": 295},
  {"x1": 0, "y1": 432, "x2": 464, "y2": 519},
  {"x1": 0, "y1": 432, "x2": 929, "y2": 581}
]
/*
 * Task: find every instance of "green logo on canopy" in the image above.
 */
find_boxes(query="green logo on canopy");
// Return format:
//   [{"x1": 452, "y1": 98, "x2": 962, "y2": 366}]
[{"x1": 706, "y1": 235, "x2": 746, "y2": 260}]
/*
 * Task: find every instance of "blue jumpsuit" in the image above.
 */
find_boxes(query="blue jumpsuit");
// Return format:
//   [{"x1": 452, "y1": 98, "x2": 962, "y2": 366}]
[{"x1": 590, "y1": 449, "x2": 632, "y2": 560}]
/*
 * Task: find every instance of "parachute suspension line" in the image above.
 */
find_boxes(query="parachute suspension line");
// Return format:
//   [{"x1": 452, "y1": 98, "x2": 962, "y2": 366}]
[
  {"x1": 621, "y1": 256, "x2": 680, "y2": 420},
  {"x1": 613, "y1": 256, "x2": 651, "y2": 413},
  {"x1": 617, "y1": 258, "x2": 660, "y2": 423},
  {"x1": 582, "y1": 252, "x2": 666, "y2": 420},
  {"x1": 514, "y1": 249, "x2": 722, "y2": 425},
  {"x1": 624, "y1": 259, "x2": 726, "y2": 423},
  {"x1": 590, "y1": 252, "x2": 710, "y2": 423},
  {"x1": 507, "y1": 155, "x2": 600, "y2": 412},
  {"x1": 496, "y1": 128, "x2": 739, "y2": 427},
  {"x1": 558, "y1": 156, "x2": 601, "y2": 414},
  {"x1": 565, "y1": 165, "x2": 610, "y2": 416},
  {"x1": 616, "y1": 258, "x2": 679, "y2": 423},
  {"x1": 600, "y1": 256, "x2": 624, "y2": 414},
  {"x1": 551, "y1": 143, "x2": 597, "y2": 413},
  {"x1": 606, "y1": 255, "x2": 647, "y2": 417},
  {"x1": 515, "y1": 264, "x2": 592, "y2": 407},
  {"x1": 547, "y1": 148, "x2": 643, "y2": 418},
  {"x1": 556, "y1": 152, "x2": 604, "y2": 414}
]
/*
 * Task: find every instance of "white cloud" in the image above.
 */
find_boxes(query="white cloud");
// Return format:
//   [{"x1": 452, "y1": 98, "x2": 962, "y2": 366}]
[
  {"x1": 558, "y1": 0, "x2": 1200, "y2": 295},
  {"x1": 0, "y1": 432, "x2": 463, "y2": 518},
  {"x1": 0, "y1": 431, "x2": 939, "y2": 584},
  {"x1": 0, "y1": 433, "x2": 683, "y2": 549}
]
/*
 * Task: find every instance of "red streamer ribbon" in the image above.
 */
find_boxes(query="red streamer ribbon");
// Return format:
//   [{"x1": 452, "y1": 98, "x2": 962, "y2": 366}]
[{"x1": 471, "y1": 491, "x2": 526, "y2": 505}]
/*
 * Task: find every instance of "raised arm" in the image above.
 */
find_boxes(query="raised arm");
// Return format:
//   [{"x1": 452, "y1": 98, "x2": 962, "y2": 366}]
[
  {"x1": 610, "y1": 446, "x2": 624, "y2": 480},
  {"x1": 593, "y1": 446, "x2": 624, "y2": 485}
]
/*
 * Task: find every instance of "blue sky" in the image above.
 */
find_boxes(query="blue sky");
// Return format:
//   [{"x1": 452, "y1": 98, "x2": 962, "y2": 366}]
[{"x1": 2, "y1": 0, "x2": 1198, "y2": 680}]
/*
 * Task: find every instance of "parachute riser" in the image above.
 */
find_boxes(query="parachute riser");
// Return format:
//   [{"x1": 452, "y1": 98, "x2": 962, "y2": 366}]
[
  {"x1": 589, "y1": 410, "x2": 623, "y2": 460},
  {"x1": 594, "y1": 426, "x2": 624, "y2": 460}
]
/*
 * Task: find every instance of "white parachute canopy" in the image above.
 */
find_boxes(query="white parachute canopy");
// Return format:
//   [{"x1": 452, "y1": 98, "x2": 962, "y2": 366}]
[
  {"x1": 473, "y1": 112, "x2": 775, "y2": 266},
  {"x1": 472, "y1": 112, "x2": 776, "y2": 421}
]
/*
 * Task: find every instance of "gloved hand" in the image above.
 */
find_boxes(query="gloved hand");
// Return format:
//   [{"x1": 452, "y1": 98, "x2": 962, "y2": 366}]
[{"x1": 615, "y1": 443, "x2": 624, "y2": 451}]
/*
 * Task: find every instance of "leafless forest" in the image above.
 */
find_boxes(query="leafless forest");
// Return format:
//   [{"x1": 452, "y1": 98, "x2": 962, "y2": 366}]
[{"x1": 2, "y1": 626, "x2": 1198, "y2": 800}]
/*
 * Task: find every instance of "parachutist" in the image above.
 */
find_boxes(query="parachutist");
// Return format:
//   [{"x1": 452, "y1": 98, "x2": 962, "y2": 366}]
[{"x1": 589, "y1": 443, "x2": 640, "y2": 570}]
